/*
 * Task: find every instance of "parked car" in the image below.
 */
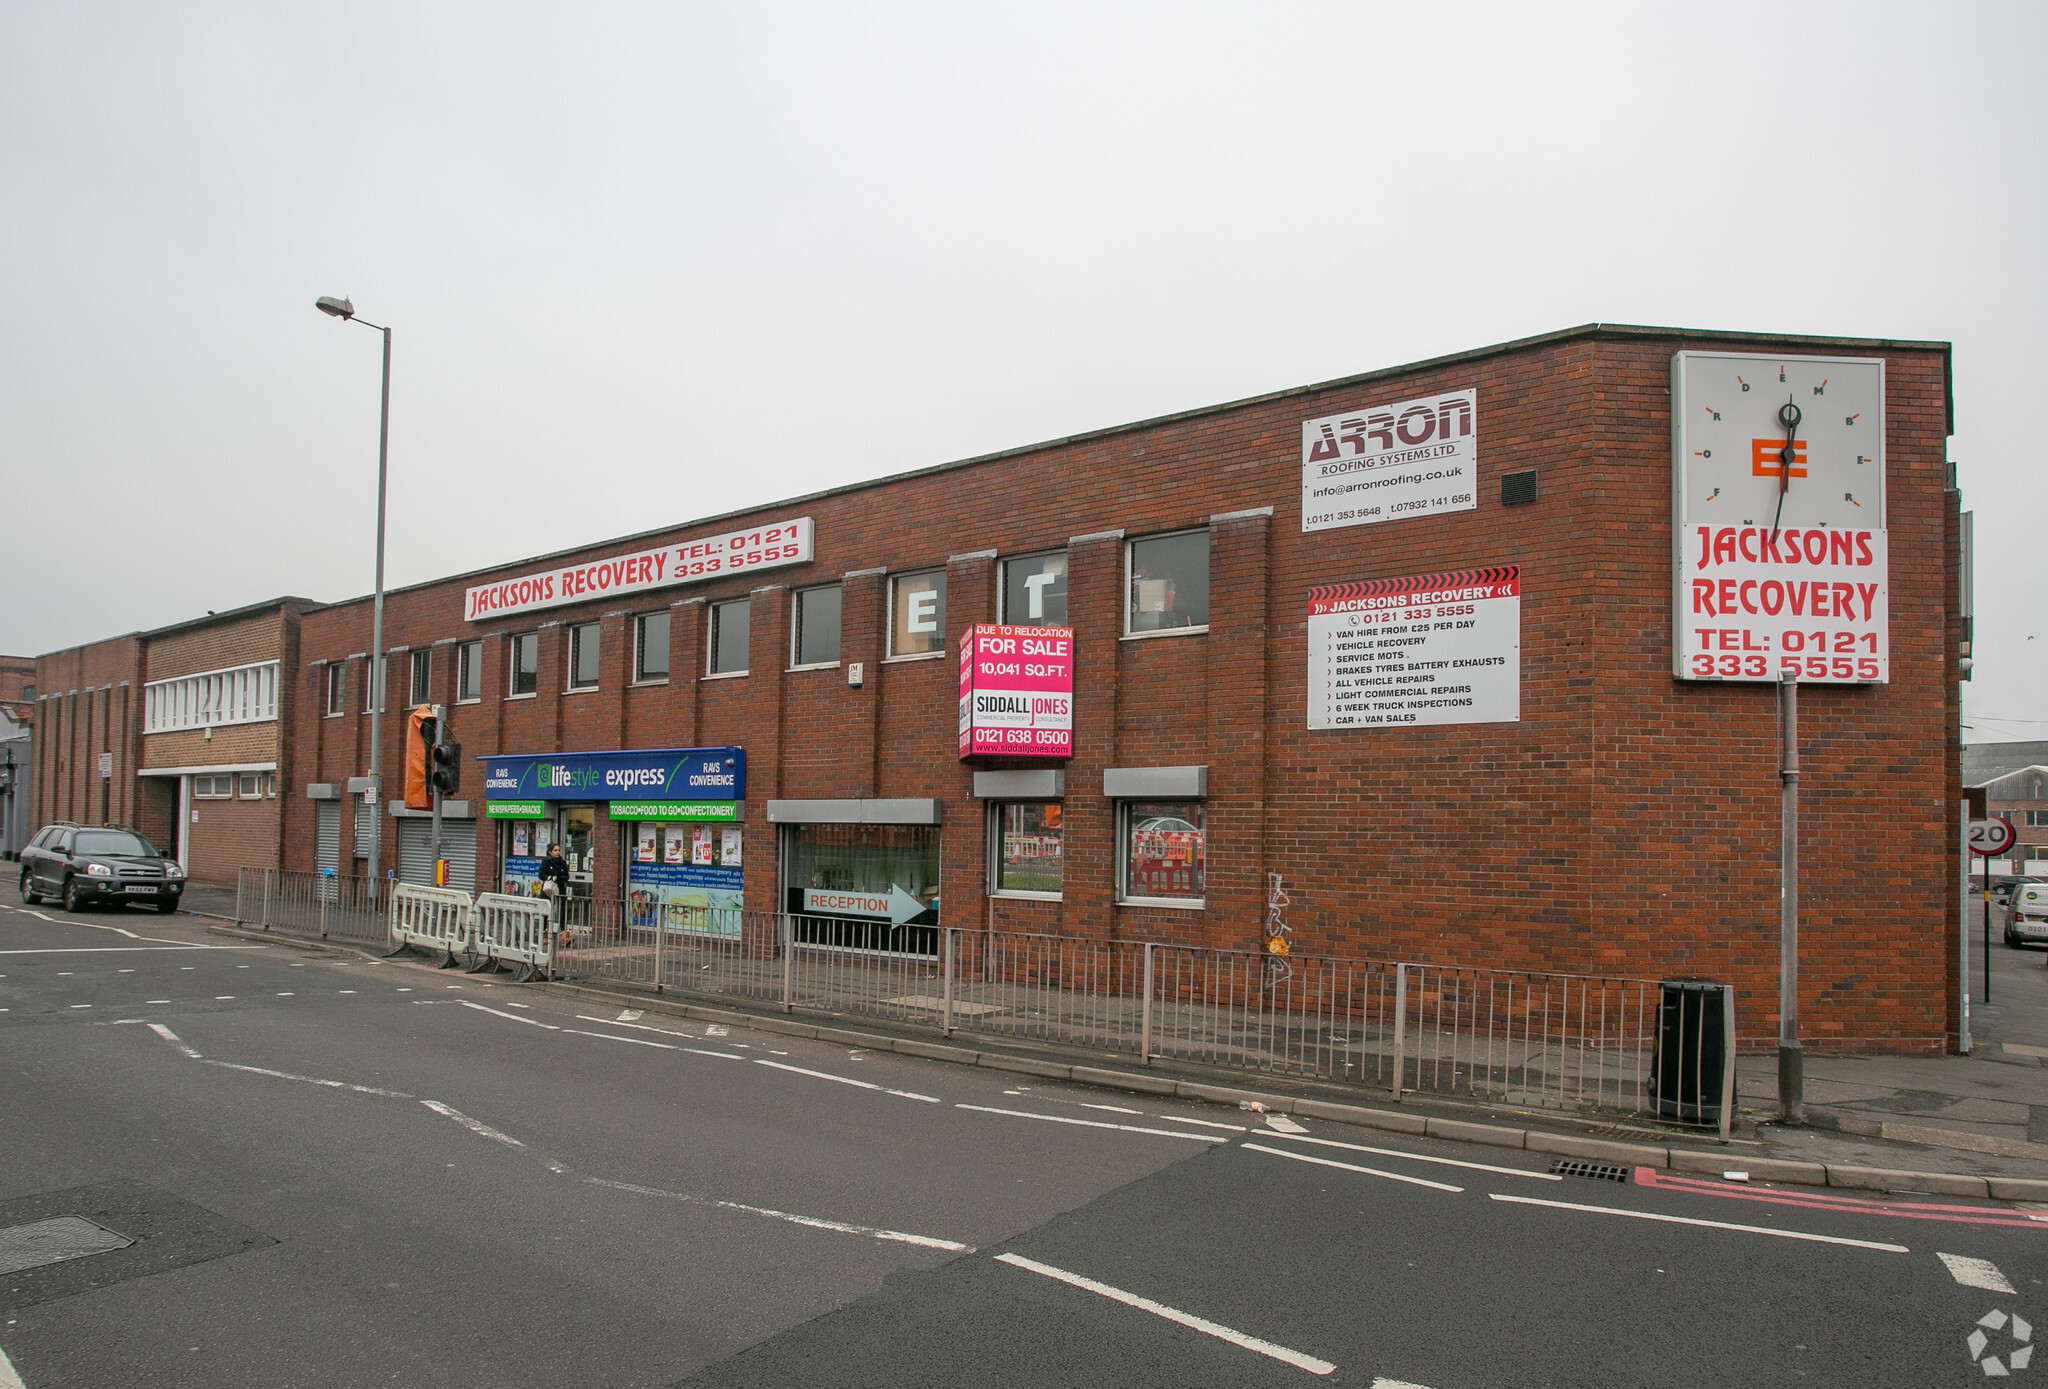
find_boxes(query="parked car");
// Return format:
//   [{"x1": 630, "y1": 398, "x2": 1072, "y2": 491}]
[
  {"x1": 18, "y1": 823, "x2": 184, "y2": 914},
  {"x1": 1991, "y1": 876, "x2": 2044, "y2": 908}
]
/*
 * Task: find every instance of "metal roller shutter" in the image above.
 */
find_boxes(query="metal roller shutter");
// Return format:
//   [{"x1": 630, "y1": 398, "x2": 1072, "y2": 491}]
[
  {"x1": 397, "y1": 817, "x2": 477, "y2": 892},
  {"x1": 316, "y1": 802, "x2": 339, "y2": 875},
  {"x1": 353, "y1": 801, "x2": 375, "y2": 860}
]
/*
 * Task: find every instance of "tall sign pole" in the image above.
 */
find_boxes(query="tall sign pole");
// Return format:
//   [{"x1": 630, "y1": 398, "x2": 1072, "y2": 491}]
[{"x1": 1779, "y1": 672, "x2": 1803, "y2": 1123}]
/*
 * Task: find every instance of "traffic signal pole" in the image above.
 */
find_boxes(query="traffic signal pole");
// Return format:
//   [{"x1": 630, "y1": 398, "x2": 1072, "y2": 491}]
[
  {"x1": 431, "y1": 705, "x2": 444, "y2": 887},
  {"x1": 1778, "y1": 671, "x2": 1803, "y2": 1123}
]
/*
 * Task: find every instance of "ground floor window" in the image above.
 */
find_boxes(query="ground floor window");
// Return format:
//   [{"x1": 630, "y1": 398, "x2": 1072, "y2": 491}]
[
  {"x1": 499, "y1": 816, "x2": 556, "y2": 897},
  {"x1": 784, "y1": 823, "x2": 938, "y2": 953},
  {"x1": 1118, "y1": 800, "x2": 1205, "y2": 905},
  {"x1": 624, "y1": 821, "x2": 744, "y2": 936},
  {"x1": 989, "y1": 801, "x2": 1063, "y2": 898}
]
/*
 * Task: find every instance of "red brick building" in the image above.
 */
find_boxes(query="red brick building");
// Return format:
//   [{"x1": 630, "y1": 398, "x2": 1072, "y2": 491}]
[{"x1": 283, "y1": 323, "x2": 1960, "y2": 1050}]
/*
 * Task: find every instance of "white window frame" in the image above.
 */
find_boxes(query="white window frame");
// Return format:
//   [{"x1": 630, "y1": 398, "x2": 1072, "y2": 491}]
[
  {"x1": 790, "y1": 585, "x2": 843, "y2": 670},
  {"x1": 324, "y1": 664, "x2": 346, "y2": 717},
  {"x1": 362, "y1": 655, "x2": 388, "y2": 714},
  {"x1": 887, "y1": 569, "x2": 948, "y2": 660},
  {"x1": 986, "y1": 800, "x2": 1065, "y2": 902},
  {"x1": 144, "y1": 661, "x2": 281, "y2": 734},
  {"x1": 1123, "y1": 529, "x2": 1211, "y2": 640}
]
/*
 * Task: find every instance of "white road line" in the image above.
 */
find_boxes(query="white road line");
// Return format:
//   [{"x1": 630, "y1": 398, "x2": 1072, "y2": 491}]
[
  {"x1": 575, "y1": 1014, "x2": 699, "y2": 1039},
  {"x1": 146, "y1": 1000, "x2": 170, "y2": 1004},
  {"x1": 1242, "y1": 1142, "x2": 1464, "y2": 1193},
  {"x1": 0, "y1": 946, "x2": 263, "y2": 955},
  {"x1": 1490, "y1": 1194, "x2": 1911, "y2": 1253},
  {"x1": 0, "y1": 1340, "x2": 26, "y2": 1389},
  {"x1": 1156, "y1": 1115, "x2": 1248, "y2": 1132},
  {"x1": 1371, "y1": 1380, "x2": 1437, "y2": 1388},
  {"x1": 753, "y1": 1057, "x2": 940, "y2": 1102},
  {"x1": 208, "y1": 1060, "x2": 413, "y2": 1098},
  {"x1": 687, "y1": 1048, "x2": 748, "y2": 1060},
  {"x1": 957, "y1": 1104, "x2": 1226, "y2": 1143},
  {"x1": 1081, "y1": 1103, "x2": 1141, "y2": 1114},
  {"x1": 459, "y1": 998, "x2": 560, "y2": 1029},
  {"x1": 1940, "y1": 1252, "x2": 2017, "y2": 1292},
  {"x1": 995, "y1": 1253, "x2": 1335, "y2": 1376},
  {"x1": 419, "y1": 1100, "x2": 568, "y2": 1173},
  {"x1": 1268, "y1": 1131, "x2": 1564, "y2": 1180},
  {"x1": 147, "y1": 1022, "x2": 202, "y2": 1058},
  {"x1": 589, "y1": 1177, "x2": 972, "y2": 1251},
  {"x1": 563, "y1": 1028, "x2": 677, "y2": 1050}
]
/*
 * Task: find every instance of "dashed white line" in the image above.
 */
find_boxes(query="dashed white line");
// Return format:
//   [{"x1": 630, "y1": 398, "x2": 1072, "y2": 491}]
[
  {"x1": 1155, "y1": 1115, "x2": 1248, "y2": 1132},
  {"x1": 564, "y1": 1028, "x2": 677, "y2": 1050},
  {"x1": 147, "y1": 1022, "x2": 202, "y2": 1058},
  {"x1": 208, "y1": 1060, "x2": 413, "y2": 1098},
  {"x1": 420, "y1": 1100, "x2": 567, "y2": 1172},
  {"x1": 687, "y1": 1048, "x2": 748, "y2": 1061},
  {"x1": 753, "y1": 1057, "x2": 940, "y2": 1102},
  {"x1": 590, "y1": 1177, "x2": 972, "y2": 1251},
  {"x1": 1267, "y1": 1131, "x2": 1564, "y2": 1180},
  {"x1": 1081, "y1": 1103, "x2": 1141, "y2": 1114},
  {"x1": 574, "y1": 1013, "x2": 699, "y2": 1039},
  {"x1": 458, "y1": 999, "x2": 558, "y2": 1029},
  {"x1": 1940, "y1": 1252, "x2": 2017, "y2": 1292},
  {"x1": 0, "y1": 946, "x2": 262, "y2": 955},
  {"x1": 0, "y1": 1339, "x2": 26, "y2": 1389},
  {"x1": 995, "y1": 1253, "x2": 1335, "y2": 1375},
  {"x1": 1243, "y1": 1142, "x2": 1464, "y2": 1193},
  {"x1": 1490, "y1": 1194, "x2": 1911, "y2": 1252},
  {"x1": 956, "y1": 1105, "x2": 1226, "y2": 1143}
]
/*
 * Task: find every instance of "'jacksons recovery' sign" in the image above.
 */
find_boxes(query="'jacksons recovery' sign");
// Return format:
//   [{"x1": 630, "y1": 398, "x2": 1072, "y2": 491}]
[
  {"x1": 958, "y1": 625, "x2": 1074, "y2": 758},
  {"x1": 463, "y1": 518, "x2": 813, "y2": 621},
  {"x1": 481, "y1": 747, "x2": 746, "y2": 802}
]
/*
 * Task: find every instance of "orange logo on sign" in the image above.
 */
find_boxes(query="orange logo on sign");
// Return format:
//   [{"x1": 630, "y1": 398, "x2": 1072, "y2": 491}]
[{"x1": 1751, "y1": 438, "x2": 1808, "y2": 479}]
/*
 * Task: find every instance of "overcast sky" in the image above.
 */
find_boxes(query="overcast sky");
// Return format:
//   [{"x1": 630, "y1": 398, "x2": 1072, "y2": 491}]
[{"x1": 5, "y1": 3, "x2": 2042, "y2": 740}]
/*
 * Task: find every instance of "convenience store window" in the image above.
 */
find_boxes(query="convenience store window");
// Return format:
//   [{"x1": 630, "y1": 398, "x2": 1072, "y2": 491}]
[
  {"x1": 784, "y1": 822, "x2": 938, "y2": 953},
  {"x1": 1125, "y1": 531, "x2": 1209, "y2": 635},
  {"x1": 889, "y1": 570, "x2": 946, "y2": 658},
  {"x1": 1001, "y1": 552, "x2": 1068, "y2": 627},
  {"x1": 988, "y1": 801, "x2": 1063, "y2": 899},
  {"x1": 1116, "y1": 800, "x2": 1205, "y2": 906}
]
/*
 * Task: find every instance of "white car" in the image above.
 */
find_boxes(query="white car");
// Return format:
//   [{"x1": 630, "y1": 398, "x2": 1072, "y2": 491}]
[{"x1": 2007, "y1": 883, "x2": 2048, "y2": 948}]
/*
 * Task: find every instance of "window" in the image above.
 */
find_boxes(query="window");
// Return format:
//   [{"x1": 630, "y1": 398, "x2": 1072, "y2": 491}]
[
  {"x1": 146, "y1": 662, "x2": 281, "y2": 732},
  {"x1": 238, "y1": 774, "x2": 260, "y2": 798},
  {"x1": 363, "y1": 655, "x2": 387, "y2": 713},
  {"x1": 2028, "y1": 811, "x2": 2048, "y2": 828},
  {"x1": 569, "y1": 623, "x2": 600, "y2": 689},
  {"x1": 457, "y1": 641, "x2": 482, "y2": 702},
  {"x1": 793, "y1": 586, "x2": 842, "y2": 667},
  {"x1": 192, "y1": 775, "x2": 233, "y2": 798},
  {"x1": 324, "y1": 664, "x2": 346, "y2": 717},
  {"x1": 635, "y1": 612, "x2": 670, "y2": 682},
  {"x1": 1118, "y1": 800, "x2": 1205, "y2": 904},
  {"x1": 889, "y1": 570, "x2": 946, "y2": 657},
  {"x1": 510, "y1": 633, "x2": 538, "y2": 695},
  {"x1": 1126, "y1": 531, "x2": 1209, "y2": 634},
  {"x1": 1002, "y1": 552, "x2": 1068, "y2": 627},
  {"x1": 75, "y1": 829, "x2": 159, "y2": 858},
  {"x1": 784, "y1": 823, "x2": 938, "y2": 952},
  {"x1": 266, "y1": 774, "x2": 278, "y2": 797},
  {"x1": 990, "y1": 801, "x2": 1063, "y2": 897},
  {"x1": 710, "y1": 599, "x2": 751, "y2": 675},
  {"x1": 409, "y1": 649, "x2": 431, "y2": 707}
]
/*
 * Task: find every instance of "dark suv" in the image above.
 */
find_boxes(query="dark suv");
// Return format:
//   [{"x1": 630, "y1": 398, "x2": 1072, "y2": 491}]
[{"x1": 19, "y1": 823, "x2": 185, "y2": 914}]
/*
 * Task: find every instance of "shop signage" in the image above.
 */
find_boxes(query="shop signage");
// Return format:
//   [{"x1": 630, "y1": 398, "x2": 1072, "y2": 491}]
[
  {"x1": 1307, "y1": 566, "x2": 1520, "y2": 730},
  {"x1": 1301, "y1": 388, "x2": 1477, "y2": 533},
  {"x1": 482, "y1": 746, "x2": 745, "y2": 802},
  {"x1": 803, "y1": 885, "x2": 928, "y2": 923},
  {"x1": 462, "y1": 518, "x2": 814, "y2": 621},
  {"x1": 485, "y1": 800, "x2": 546, "y2": 819},
  {"x1": 1670, "y1": 352, "x2": 1888, "y2": 683},
  {"x1": 608, "y1": 800, "x2": 740, "y2": 821},
  {"x1": 957, "y1": 624, "x2": 1074, "y2": 759}
]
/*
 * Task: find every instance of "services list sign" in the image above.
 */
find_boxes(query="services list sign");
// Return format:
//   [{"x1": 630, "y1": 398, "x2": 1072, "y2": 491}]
[
  {"x1": 958, "y1": 625, "x2": 1074, "y2": 758},
  {"x1": 1301, "y1": 389, "x2": 1477, "y2": 533},
  {"x1": 1307, "y1": 567, "x2": 1520, "y2": 729}
]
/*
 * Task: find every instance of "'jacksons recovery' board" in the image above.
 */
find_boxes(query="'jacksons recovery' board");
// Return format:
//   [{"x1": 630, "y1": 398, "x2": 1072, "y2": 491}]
[{"x1": 1307, "y1": 567, "x2": 1520, "y2": 729}]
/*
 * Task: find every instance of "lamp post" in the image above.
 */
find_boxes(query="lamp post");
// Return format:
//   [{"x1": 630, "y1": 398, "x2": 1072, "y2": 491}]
[{"x1": 315, "y1": 296, "x2": 392, "y2": 900}]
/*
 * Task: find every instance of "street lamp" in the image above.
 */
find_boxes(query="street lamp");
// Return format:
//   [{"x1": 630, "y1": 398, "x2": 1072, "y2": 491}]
[{"x1": 316, "y1": 295, "x2": 393, "y2": 899}]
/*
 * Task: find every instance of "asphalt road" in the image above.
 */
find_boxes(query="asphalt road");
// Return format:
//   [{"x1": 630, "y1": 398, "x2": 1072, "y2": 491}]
[{"x1": 1, "y1": 890, "x2": 2043, "y2": 1387}]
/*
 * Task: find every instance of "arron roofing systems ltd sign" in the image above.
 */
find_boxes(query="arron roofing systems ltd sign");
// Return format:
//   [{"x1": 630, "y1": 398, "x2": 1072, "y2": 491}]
[
  {"x1": 481, "y1": 747, "x2": 746, "y2": 802},
  {"x1": 463, "y1": 518, "x2": 814, "y2": 621},
  {"x1": 958, "y1": 624, "x2": 1074, "y2": 758}
]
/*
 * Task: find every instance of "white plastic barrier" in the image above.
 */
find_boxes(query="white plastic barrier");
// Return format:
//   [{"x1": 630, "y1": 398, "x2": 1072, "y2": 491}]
[
  {"x1": 472, "y1": 892, "x2": 554, "y2": 978},
  {"x1": 390, "y1": 881, "x2": 475, "y2": 961}
]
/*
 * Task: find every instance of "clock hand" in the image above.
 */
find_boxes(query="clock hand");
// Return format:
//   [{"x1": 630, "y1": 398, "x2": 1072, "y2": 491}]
[{"x1": 1770, "y1": 399, "x2": 1802, "y2": 541}]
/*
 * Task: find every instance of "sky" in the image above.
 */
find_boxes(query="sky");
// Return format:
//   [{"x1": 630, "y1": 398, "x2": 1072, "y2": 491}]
[{"x1": 4, "y1": 2, "x2": 2043, "y2": 742}]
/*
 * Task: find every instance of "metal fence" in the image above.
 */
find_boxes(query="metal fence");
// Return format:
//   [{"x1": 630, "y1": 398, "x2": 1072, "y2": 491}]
[
  {"x1": 232, "y1": 868, "x2": 390, "y2": 945},
  {"x1": 547, "y1": 905, "x2": 1676, "y2": 1119}
]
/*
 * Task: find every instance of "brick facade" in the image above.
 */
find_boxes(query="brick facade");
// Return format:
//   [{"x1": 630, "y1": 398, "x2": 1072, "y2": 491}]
[{"x1": 266, "y1": 324, "x2": 1955, "y2": 1051}]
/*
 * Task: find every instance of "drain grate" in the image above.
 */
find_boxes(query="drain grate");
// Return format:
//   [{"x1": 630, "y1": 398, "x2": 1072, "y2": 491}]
[
  {"x1": 0, "y1": 1216, "x2": 133, "y2": 1277},
  {"x1": 1549, "y1": 1159, "x2": 1632, "y2": 1183}
]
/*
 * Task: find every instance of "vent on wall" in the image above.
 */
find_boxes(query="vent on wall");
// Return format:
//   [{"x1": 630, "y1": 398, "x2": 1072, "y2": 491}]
[{"x1": 1501, "y1": 470, "x2": 1538, "y2": 506}]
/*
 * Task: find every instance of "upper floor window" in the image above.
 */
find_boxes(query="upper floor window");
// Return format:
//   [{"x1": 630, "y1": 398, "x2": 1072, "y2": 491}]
[
  {"x1": 1126, "y1": 531, "x2": 1209, "y2": 635},
  {"x1": 710, "y1": 598, "x2": 751, "y2": 675},
  {"x1": 889, "y1": 570, "x2": 946, "y2": 657},
  {"x1": 793, "y1": 586, "x2": 841, "y2": 667},
  {"x1": 456, "y1": 641, "x2": 482, "y2": 702},
  {"x1": 145, "y1": 662, "x2": 280, "y2": 733},
  {"x1": 324, "y1": 664, "x2": 346, "y2": 717},
  {"x1": 510, "y1": 633, "x2": 538, "y2": 696},
  {"x1": 569, "y1": 623, "x2": 600, "y2": 690},
  {"x1": 635, "y1": 612, "x2": 670, "y2": 682},
  {"x1": 409, "y1": 649, "x2": 432, "y2": 707},
  {"x1": 2028, "y1": 810, "x2": 2048, "y2": 828},
  {"x1": 1002, "y1": 552, "x2": 1068, "y2": 627},
  {"x1": 363, "y1": 655, "x2": 387, "y2": 713}
]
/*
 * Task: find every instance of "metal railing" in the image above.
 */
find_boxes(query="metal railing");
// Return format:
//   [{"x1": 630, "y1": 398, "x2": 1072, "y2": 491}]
[{"x1": 232, "y1": 867, "x2": 389, "y2": 945}]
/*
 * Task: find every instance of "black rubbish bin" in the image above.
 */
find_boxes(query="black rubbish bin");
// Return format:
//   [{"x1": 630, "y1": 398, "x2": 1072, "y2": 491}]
[{"x1": 1650, "y1": 979, "x2": 1736, "y2": 1126}]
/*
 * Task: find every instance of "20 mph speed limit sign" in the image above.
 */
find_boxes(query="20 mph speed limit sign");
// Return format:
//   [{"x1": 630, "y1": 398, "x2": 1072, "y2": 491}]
[{"x1": 1971, "y1": 818, "x2": 2017, "y2": 856}]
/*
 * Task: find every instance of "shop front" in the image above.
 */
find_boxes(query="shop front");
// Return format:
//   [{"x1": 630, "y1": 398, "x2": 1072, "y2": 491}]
[
  {"x1": 766, "y1": 799, "x2": 942, "y2": 955},
  {"x1": 481, "y1": 746, "x2": 746, "y2": 934}
]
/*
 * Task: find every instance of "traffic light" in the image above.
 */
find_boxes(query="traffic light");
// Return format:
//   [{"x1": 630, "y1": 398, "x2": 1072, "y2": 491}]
[
  {"x1": 430, "y1": 738, "x2": 462, "y2": 796},
  {"x1": 404, "y1": 708, "x2": 436, "y2": 811}
]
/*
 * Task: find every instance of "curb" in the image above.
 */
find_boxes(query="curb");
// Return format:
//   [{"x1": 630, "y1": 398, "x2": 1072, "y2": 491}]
[{"x1": 193, "y1": 925, "x2": 2048, "y2": 1204}]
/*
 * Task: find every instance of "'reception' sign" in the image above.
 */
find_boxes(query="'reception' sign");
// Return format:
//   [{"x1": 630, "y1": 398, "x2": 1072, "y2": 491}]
[
  {"x1": 1301, "y1": 389, "x2": 1477, "y2": 533},
  {"x1": 957, "y1": 624, "x2": 1074, "y2": 759},
  {"x1": 1307, "y1": 566, "x2": 1520, "y2": 730},
  {"x1": 463, "y1": 518, "x2": 813, "y2": 621}
]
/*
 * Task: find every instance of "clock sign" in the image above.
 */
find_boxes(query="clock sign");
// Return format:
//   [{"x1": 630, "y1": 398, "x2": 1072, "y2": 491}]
[{"x1": 1671, "y1": 351, "x2": 1888, "y2": 684}]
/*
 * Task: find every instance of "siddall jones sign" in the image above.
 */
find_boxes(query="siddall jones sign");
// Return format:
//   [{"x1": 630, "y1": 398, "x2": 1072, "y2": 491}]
[{"x1": 464, "y1": 518, "x2": 813, "y2": 621}]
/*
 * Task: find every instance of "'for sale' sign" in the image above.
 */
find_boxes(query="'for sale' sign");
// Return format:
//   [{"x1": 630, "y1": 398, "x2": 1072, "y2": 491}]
[{"x1": 958, "y1": 625, "x2": 1073, "y2": 758}]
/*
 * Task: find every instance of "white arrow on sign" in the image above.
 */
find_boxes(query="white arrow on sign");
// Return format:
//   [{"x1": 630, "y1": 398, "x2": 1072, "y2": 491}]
[
  {"x1": 888, "y1": 885, "x2": 928, "y2": 925},
  {"x1": 1970, "y1": 818, "x2": 2017, "y2": 856}
]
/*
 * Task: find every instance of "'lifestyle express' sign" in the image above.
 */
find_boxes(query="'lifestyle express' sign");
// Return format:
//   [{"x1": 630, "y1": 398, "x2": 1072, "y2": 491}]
[
  {"x1": 481, "y1": 747, "x2": 745, "y2": 803},
  {"x1": 463, "y1": 518, "x2": 813, "y2": 621},
  {"x1": 957, "y1": 625, "x2": 1074, "y2": 758}
]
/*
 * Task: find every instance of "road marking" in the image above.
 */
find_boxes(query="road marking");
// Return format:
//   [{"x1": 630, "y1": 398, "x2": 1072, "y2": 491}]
[
  {"x1": 1157, "y1": 1115, "x2": 1249, "y2": 1132},
  {"x1": 276, "y1": 993, "x2": 294, "y2": 997},
  {"x1": 687, "y1": 1048, "x2": 748, "y2": 1061},
  {"x1": 0, "y1": 946, "x2": 262, "y2": 955},
  {"x1": 420, "y1": 1100, "x2": 568, "y2": 1173},
  {"x1": 1082, "y1": 1103, "x2": 1141, "y2": 1114},
  {"x1": 1243, "y1": 1142, "x2": 1464, "y2": 1193},
  {"x1": 148, "y1": 1022, "x2": 202, "y2": 1058},
  {"x1": 574, "y1": 1014, "x2": 699, "y2": 1040},
  {"x1": 1941, "y1": 1252, "x2": 2017, "y2": 1292},
  {"x1": 1268, "y1": 1131, "x2": 1564, "y2": 1180},
  {"x1": 563, "y1": 1028, "x2": 677, "y2": 1050},
  {"x1": 0, "y1": 1340, "x2": 25, "y2": 1389},
  {"x1": 338, "y1": 990, "x2": 356, "y2": 995},
  {"x1": 1265, "y1": 1114, "x2": 1309, "y2": 1134},
  {"x1": 459, "y1": 999, "x2": 559, "y2": 1030},
  {"x1": 753, "y1": 1057, "x2": 940, "y2": 1102},
  {"x1": 208, "y1": 1060, "x2": 413, "y2": 1098},
  {"x1": 590, "y1": 1177, "x2": 972, "y2": 1251},
  {"x1": 995, "y1": 1253, "x2": 1335, "y2": 1375},
  {"x1": 1634, "y1": 1166, "x2": 2048, "y2": 1229},
  {"x1": 1490, "y1": 1194, "x2": 1911, "y2": 1252},
  {"x1": 616, "y1": 1008, "x2": 643, "y2": 1022},
  {"x1": 214, "y1": 996, "x2": 235, "y2": 1000},
  {"x1": 68, "y1": 1004, "x2": 90, "y2": 1009},
  {"x1": 956, "y1": 1105, "x2": 1226, "y2": 1143},
  {"x1": 146, "y1": 999, "x2": 170, "y2": 1004}
]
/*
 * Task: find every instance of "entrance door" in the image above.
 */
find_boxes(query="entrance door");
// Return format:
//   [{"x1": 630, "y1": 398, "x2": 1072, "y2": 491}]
[{"x1": 561, "y1": 805, "x2": 597, "y2": 898}]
